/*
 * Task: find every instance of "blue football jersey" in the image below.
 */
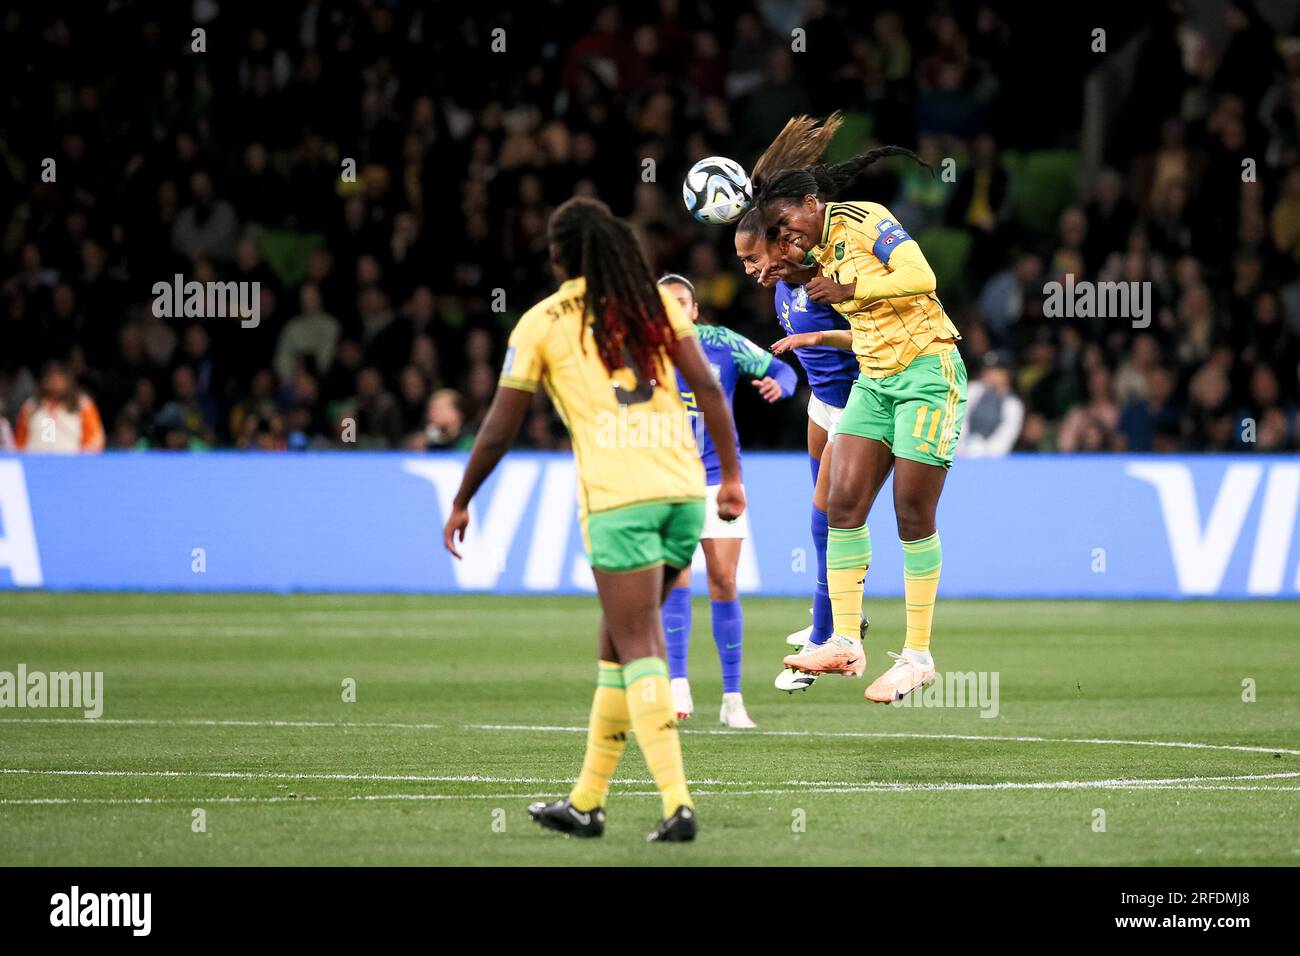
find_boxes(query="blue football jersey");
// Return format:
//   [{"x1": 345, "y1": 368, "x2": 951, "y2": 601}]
[
  {"x1": 675, "y1": 323, "x2": 796, "y2": 484},
  {"x1": 775, "y1": 280, "x2": 857, "y2": 408}
]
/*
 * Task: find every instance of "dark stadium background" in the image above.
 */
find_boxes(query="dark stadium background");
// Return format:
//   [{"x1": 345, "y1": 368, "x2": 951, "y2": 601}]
[{"x1": 2, "y1": 0, "x2": 1298, "y2": 456}]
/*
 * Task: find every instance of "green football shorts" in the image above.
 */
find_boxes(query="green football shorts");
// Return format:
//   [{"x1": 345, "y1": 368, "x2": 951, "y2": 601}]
[
  {"x1": 837, "y1": 348, "x2": 968, "y2": 468},
  {"x1": 582, "y1": 499, "x2": 705, "y2": 574}
]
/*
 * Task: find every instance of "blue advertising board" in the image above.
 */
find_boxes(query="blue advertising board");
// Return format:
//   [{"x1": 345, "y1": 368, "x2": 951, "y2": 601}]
[{"x1": 1, "y1": 453, "x2": 1298, "y2": 599}]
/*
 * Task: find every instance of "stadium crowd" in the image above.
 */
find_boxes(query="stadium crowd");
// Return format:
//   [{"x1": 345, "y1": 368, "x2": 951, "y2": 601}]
[{"x1": 2, "y1": 0, "x2": 1299, "y2": 454}]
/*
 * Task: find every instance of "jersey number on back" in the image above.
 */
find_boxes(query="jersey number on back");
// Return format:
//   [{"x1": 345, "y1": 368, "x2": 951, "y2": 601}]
[{"x1": 611, "y1": 347, "x2": 654, "y2": 406}]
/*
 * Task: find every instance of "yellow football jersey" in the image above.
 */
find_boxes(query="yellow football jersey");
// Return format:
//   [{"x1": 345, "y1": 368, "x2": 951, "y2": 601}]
[
  {"x1": 812, "y1": 201, "x2": 960, "y2": 378},
  {"x1": 499, "y1": 277, "x2": 706, "y2": 518}
]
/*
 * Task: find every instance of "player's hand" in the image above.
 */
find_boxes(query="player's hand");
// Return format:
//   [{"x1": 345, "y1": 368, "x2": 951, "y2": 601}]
[
  {"x1": 443, "y1": 505, "x2": 470, "y2": 559},
  {"x1": 751, "y1": 376, "x2": 783, "y2": 403},
  {"x1": 776, "y1": 239, "x2": 819, "y2": 284},
  {"x1": 806, "y1": 275, "x2": 855, "y2": 304},
  {"x1": 770, "y1": 331, "x2": 822, "y2": 355},
  {"x1": 715, "y1": 479, "x2": 746, "y2": 522}
]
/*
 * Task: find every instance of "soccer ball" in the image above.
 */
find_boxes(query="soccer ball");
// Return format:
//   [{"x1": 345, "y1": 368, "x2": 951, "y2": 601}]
[{"x1": 682, "y1": 156, "x2": 753, "y2": 225}]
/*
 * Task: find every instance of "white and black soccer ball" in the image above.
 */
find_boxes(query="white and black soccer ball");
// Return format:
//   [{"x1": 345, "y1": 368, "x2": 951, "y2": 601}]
[{"x1": 682, "y1": 156, "x2": 753, "y2": 225}]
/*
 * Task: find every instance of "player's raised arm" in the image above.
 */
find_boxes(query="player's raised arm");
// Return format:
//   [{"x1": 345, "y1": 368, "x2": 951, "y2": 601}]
[
  {"x1": 739, "y1": 331, "x2": 798, "y2": 403},
  {"x1": 850, "y1": 236, "x2": 937, "y2": 303},
  {"x1": 672, "y1": 335, "x2": 745, "y2": 521},
  {"x1": 443, "y1": 385, "x2": 532, "y2": 559},
  {"x1": 771, "y1": 328, "x2": 854, "y2": 354}
]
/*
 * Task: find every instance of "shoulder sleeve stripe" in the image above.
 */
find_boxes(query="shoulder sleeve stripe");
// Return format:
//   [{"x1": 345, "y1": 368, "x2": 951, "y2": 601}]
[{"x1": 498, "y1": 375, "x2": 538, "y2": 393}]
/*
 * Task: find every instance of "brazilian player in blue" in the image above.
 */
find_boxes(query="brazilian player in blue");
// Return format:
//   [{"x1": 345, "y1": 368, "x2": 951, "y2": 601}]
[
  {"x1": 656, "y1": 273, "x2": 798, "y2": 728},
  {"x1": 734, "y1": 211, "x2": 861, "y2": 694}
]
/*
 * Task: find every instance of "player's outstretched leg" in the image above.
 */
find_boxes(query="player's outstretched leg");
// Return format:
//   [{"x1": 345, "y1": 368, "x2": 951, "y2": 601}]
[
  {"x1": 865, "y1": 533, "x2": 940, "y2": 702},
  {"x1": 785, "y1": 431, "x2": 892, "y2": 679},
  {"x1": 866, "y1": 455, "x2": 952, "y2": 703},
  {"x1": 783, "y1": 523, "x2": 870, "y2": 676}
]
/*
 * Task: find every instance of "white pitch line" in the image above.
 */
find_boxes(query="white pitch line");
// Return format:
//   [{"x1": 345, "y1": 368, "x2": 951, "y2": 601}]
[
  {"x1": 9, "y1": 716, "x2": 1297, "y2": 760},
  {"x1": 0, "y1": 717, "x2": 442, "y2": 730},
  {"x1": 465, "y1": 723, "x2": 1300, "y2": 757},
  {"x1": 0, "y1": 768, "x2": 755, "y2": 787},
  {"x1": 2, "y1": 768, "x2": 1297, "y2": 795}
]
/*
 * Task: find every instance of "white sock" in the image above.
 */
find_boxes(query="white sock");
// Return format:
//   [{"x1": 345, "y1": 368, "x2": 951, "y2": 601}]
[
  {"x1": 722, "y1": 691, "x2": 744, "y2": 705},
  {"x1": 902, "y1": 647, "x2": 933, "y2": 666},
  {"x1": 830, "y1": 632, "x2": 862, "y2": 647}
]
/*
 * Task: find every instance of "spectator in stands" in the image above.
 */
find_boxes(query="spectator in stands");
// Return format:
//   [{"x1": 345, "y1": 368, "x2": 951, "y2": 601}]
[
  {"x1": 274, "y1": 283, "x2": 340, "y2": 384},
  {"x1": 4, "y1": 2, "x2": 1299, "y2": 457},
  {"x1": 14, "y1": 361, "x2": 105, "y2": 454},
  {"x1": 1060, "y1": 366, "x2": 1123, "y2": 452},
  {"x1": 946, "y1": 133, "x2": 1012, "y2": 279},
  {"x1": 958, "y1": 352, "x2": 1025, "y2": 457},
  {"x1": 348, "y1": 367, "x2": 403, "y2": 449},
  {"x1": 1118, "y1": 366, "x2": 1180, "y2": 451},
  {"x1": 977, "y1": 252, "x2": 1041, "y2": 346},
  {"x1": 172, "y1": 171, "x2": 241, "y2": 265},
  {"x1": 418, "y1": 389, "x2": 473, "y2": 451}
]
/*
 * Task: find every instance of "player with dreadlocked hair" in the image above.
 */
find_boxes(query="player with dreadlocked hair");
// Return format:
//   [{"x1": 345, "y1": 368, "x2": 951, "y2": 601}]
[
  {"x1": 730, "y1": 114, "x2": 867, "y2": 694},
  {"x1": 444, "y1": 196, "x2": 744, "y2": 842},
  {"x1": 755, "y1": 144, "x2": 968, "y2": 706}
]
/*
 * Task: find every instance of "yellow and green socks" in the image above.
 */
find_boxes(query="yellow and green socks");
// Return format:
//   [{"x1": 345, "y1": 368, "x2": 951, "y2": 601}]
[
  {"x1": 568, "y1": 660, "x2": 631, "y2": 812},
  {"x1": 826, "y1": 523, "x2": 871, "y2": 639},
  {"x1": 902, "y1": 532, "x2": 942, "y2": 653},
  {"x1": 623, "y1": 656, "x2": 693, "y2": 817}
]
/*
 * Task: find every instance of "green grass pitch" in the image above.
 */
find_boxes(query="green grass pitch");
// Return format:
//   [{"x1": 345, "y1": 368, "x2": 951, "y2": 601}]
[{"x1": 0, "y1": 593, "x2": 1296, "y2": 866}]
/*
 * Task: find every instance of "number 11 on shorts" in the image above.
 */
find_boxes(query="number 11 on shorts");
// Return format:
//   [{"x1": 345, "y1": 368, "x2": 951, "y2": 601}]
[{"x1": 912, "y1": 404, "x2": 941, "y2": 442}]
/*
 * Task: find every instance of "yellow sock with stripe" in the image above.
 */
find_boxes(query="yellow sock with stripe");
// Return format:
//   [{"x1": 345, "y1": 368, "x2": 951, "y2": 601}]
[
  {"x1": 568, "y1": 661, "x2": 631, "y2": 812},
  {"x1": 902, "y1": 532, "x2": 942, "y2": 653},
  {"x1": 623, "y1": 656, "x2": 693, "y2": 817},
  {"x1": 826, "y1": 524, "x2": 871, "y2": 640}
]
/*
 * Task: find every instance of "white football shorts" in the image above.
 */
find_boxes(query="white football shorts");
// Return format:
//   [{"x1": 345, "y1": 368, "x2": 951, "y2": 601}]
[
  {"x1": 700, "y1": 482, "x2": 750, "y2": 540},
  {"x1": 807, "y1": 394, "x2": 845, "y2": 441}
]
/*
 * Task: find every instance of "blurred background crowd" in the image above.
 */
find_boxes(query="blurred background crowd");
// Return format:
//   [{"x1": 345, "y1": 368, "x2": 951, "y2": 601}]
[{"x1": 3, "y1": 0, "x2": 1300, "y2": 455}]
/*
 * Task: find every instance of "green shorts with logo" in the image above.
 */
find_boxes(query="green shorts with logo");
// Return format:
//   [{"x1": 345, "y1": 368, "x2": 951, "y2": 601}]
[
  {"x1": 837, "y1": 348, "x2": 968, "y2": 468},
  {"x1": 582, "y1": 499, "x2": 705, "y2": 574}
]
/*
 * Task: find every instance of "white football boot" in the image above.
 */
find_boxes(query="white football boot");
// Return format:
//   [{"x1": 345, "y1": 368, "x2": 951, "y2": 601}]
[
  {"x1": 786, "y1": 622, "x2": 814, "y2": 647},
  {"x1": 775, "y1": 667, "x2": 818, "y2": 693},
  {"x1": 719, "y1": 692, "x2": 757, "y2": 728}
]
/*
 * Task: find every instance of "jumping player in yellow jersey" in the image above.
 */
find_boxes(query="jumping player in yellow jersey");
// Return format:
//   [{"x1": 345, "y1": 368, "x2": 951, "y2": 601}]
[
  {"x1": 756, "y1": 145, "x2": 968, "y2": 704},
  {"x1": 443, "y1": 197, "x2": 744, "y2": 842}
]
